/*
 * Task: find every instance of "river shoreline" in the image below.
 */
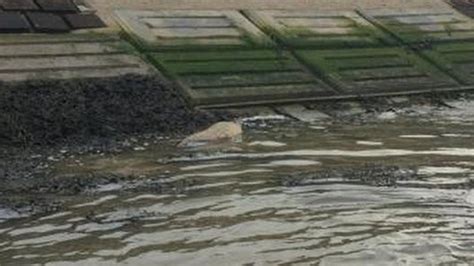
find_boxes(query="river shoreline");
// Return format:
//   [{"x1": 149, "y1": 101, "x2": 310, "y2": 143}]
[{"x1": 1, "y1": 82, "x2": 473, "y2": 218}]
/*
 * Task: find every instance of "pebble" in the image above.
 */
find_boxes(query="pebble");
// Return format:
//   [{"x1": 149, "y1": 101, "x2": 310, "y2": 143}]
[{"x1": 466, "y1": 190, "x2": 474, "y2": 205}]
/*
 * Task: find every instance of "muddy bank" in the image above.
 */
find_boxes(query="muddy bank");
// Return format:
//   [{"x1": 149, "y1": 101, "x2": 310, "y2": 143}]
[
  {"x1": 0, "y1": 74, "x2": 230, "y2": 147},
  {"x1": 0, "y1": 74, "x2": 233, "y2": 216},
  {"x1": 2, "y1": 87, "x2": 474, "y2": 218},
  {"x1": 0, "y1": 74, "x2": 232, "y2": 180}
]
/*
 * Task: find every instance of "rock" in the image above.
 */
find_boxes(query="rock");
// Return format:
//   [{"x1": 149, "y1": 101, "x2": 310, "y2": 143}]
[
  {"x1": 178, "y1": 121, "x2": 243, "y2": 147},
  {"x1": 390, "y1": 97, "x2": 410, "y2": 103},
  {"x1": 466, "y1": 190, "x2": 474, "y2": 205},
  {"x1": 377, "y1": 111, "x2": 398, "y2": 120}
]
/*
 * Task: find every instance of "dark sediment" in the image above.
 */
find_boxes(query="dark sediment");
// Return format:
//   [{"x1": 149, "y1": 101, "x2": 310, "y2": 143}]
[
  {"x1": 0, "y1": 74, "x2": 228, "y2": 147},
  {"x1": 0, "y1": 74, "x2": 232, "y2": 216},
  {"x1": 283, "y1": 164, "x2": 418, "y2": 187},
  {"x1": 283, "y1": 164, "x2": 474, "y2": 189}
]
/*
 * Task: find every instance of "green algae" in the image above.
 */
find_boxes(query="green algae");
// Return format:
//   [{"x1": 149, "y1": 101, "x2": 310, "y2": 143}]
[
  {"x1": 421, "y1": 42, "x2": 474, "y2": 85},
  {"x1": 294, "y1": 47, "x2": 460, "y2": 92},
  {"x1": 112, "y1": 9, "x2": 474, "y2": 107}
]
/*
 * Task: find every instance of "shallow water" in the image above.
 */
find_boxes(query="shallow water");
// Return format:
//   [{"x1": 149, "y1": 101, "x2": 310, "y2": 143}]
[{"x1": 1, "y1": 106, "x2": 474, "y2": 265}]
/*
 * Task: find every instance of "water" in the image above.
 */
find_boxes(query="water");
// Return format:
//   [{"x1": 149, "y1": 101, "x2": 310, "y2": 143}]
[{"x1": 1, "y1": 104, "x2": 474, "y2": 265}]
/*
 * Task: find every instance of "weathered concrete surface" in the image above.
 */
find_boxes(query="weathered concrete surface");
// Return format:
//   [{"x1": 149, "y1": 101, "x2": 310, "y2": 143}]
[
  {"x1": 149, "y1": 50, "x2": 335, "y2": 106},
  {"x1": 295, "y1": 47, "x2": 460, "y2": 94},
  {"x1": 115, "y1": 10, "x2": 273, "y2": 49},
  {"x1": 0, "y1": 33, "x2": 153, "y2": 81},
  {"x1": 359, "y1": 8, "x2": 474, "y2": 86},
  {"x1": 114, "y1": 9, "x2": 337, "y2": 106},
  {"x1": 2, "y1": 1, "x2": 468, "y2": 108},
  {"x1": 422, "y1": 42, "x2": 474, "y2": 85},
  {"x1": 448, "y1": 0, "x2": 474, "y2": 18},
  {"x1": 88, "y1": 0, "x2": 451, "y2": 27},
  {"x1": 362, "y1": 8, "x2": 474, "y2": 44},
  {"x1": 114, "y1": 5, "x2": 474, "y2": 107},
  {"x1": 244, "y1": 10, "x2": 391, "y2": 48}
]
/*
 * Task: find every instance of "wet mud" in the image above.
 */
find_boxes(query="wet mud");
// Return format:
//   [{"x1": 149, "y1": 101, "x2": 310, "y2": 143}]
[{"x1": 1, "y1": 91, "x2": 474, "y2": 264}]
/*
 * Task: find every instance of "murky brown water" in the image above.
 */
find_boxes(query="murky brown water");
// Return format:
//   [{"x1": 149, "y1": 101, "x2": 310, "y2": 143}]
[{"x1": 1, "y1": 101, "x2": 474, "y2": 265}]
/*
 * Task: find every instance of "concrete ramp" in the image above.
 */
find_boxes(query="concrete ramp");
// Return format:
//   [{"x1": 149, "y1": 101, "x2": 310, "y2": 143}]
[
  {"x1": 114, "y1": 10, "x2": 273, "y2": 50},
  {"x1": 361, "y1": 8, "x2": 474, "y2": 86},
  {"x1": 115, "y1": 10, "x2": 335, "y2": 107},
  {"x1": 0, "y1": 34, "x2": 153, "y2": 82},
  {"x1": 361, "y1": 8, "x2": 474, "y2": 44},
  {"x1": 246, "y1": 9, "x2": 465, "y2": 96},
  {"x1": 244, "y1": 10, "x2": 391, "y2": 48},
  {"x1": 149, "y1": 50, "x2": 335, "y2": 106},
  {"x1": 295, "y1": 47, "x2": 459, "y2": 94},
  {"x1": 115, "y1": 8, "x2": 474, "y2": 107},
  {"x1": 422, "y1": 42, "x2": 474, "y2": 85}
]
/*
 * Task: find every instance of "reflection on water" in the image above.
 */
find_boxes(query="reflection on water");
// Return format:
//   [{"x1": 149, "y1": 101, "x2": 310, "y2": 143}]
[{"x1": 1, "y1": 114, "x2": 474, "y2": 265}]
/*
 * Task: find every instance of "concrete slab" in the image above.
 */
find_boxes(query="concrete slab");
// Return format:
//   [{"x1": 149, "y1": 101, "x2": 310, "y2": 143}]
[
  {"x1": 88, "y1": 0, "x2": 451, "y2": 28},
  {"x1": 362, "y1": 8, "x2": 474, "y2": 44},
  {"x1": 26, "y1": 12, "x2": 70, "y2": 32},
  {"x1": 0, "y1": 12, "x2": 30, "y2": 33},
  {"x1": 276, "y1": 104, "x2": 330, "y2": 122},
  {"x1": 0, "y1": 0, "x2": 39, "y2": 10},
  {"x1": 114, "y1": 6, "x2": 474, "y2": 107},
  {"x1": 0, "y1": 34, "x2": 154, "y2": 82},
  {"x1": 217, "y1": 106, "x2": 279, "y2": 118},
  {"x1": 447, "y1": 0, "x2": 474, "y2": 18},
  {"x1": 149, "y1": 50, "x2": 335, "y2": 107},
  {"x1": 295, "y1": 47, "x2": 460, "y2": 94},
  {"x1": 114, "y1": 10, "x2": 274, "y2": 50},
  {"x1": 64, "y1": 13, "x2": 106, "y2": 29},
  {"x1": 35, "y1": 0, "x2": 78, "y2": 12},
  {"x1": 244, "y1": 10, "x2": 393, "y2": 48},
  {"x1": 422, "y1": 42, "x2": 474, "y2": 85}
]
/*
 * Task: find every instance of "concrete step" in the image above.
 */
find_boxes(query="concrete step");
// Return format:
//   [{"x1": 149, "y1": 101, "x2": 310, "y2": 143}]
[
  {"x1": 421, "y1": 42, "x2": 474, "y2": 85},
  {"x1": 361, "y1": 8, "x2": 474, "y2": 44},
  {"x1": 244, "y1": 10, "x2": 393, "y2": 48},
  {"x1": 114, "y1": 10, "x2": 274, "y2": 50},
  {"x1": 149, "y1": 49, "x2": 335, "y2": 107},
  {"x1": 113, "y1": 8, "x2": 474, "y2": 108},
  {"x1": 0, "y1": 33, "x2": 154, "y2": 82},
  {"x1": 295, "y1": 47, "x2": 460, "y2": 94}
]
